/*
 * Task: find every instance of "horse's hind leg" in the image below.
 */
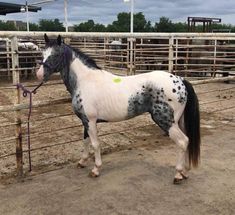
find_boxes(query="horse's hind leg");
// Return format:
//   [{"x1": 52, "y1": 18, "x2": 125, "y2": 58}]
[
  {"x1": 178, "y1": 115, "x2": 190, "y2": 172},
  {"x1": 78, "y1": 127, "x2": 90, "y2": 168},
  {"x1": 168, "y1": 123, "x2": 189, "y2": 184},
  {"x1": 87, "y1": 120, "x2": 102, "y2": 177}
]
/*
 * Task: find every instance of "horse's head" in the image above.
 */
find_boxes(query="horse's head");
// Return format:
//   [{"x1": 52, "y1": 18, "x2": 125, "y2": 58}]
[{"x1": 36, "y1": 34, "x2": 64, "y2": 82}]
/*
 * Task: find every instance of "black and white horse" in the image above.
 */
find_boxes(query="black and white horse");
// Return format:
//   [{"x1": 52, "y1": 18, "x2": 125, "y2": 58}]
[{"x1": 37, "y1": 34, "x2": 200, "y2": 184}]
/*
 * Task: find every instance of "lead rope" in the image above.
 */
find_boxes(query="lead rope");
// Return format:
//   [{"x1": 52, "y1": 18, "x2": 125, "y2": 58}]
[{"x1": 16, "y1": 81, "x2": 43, "y2": 171}]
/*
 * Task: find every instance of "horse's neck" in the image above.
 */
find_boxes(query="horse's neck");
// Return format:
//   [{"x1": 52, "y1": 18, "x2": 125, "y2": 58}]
[
  {"x1": 59, "y1": 48, "x2": 75, "y2": 95},
  {"x1": 60, "y1": 56, "x2": 95, "y2": 96}
]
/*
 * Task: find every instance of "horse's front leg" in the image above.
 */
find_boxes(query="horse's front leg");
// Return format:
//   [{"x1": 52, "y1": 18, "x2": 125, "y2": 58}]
[
  {"x1": 78, "y1": 128, "x2": 90, "y2": 168},
  {"x1": 87, "y1": 120, "x2": 102, "y2": 177}
]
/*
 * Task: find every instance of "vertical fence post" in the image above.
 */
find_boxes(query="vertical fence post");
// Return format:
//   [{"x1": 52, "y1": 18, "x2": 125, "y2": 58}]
[
  {"x1": 103, "y1": 37, "x2": 108, "y2": 70},
  {"x1": 185, "y1": 39, "x2": 190, "y2": 76},
  {"x1": 133, "y1": 37, "x2": 136, "y2": 74},
  {"x1": 128, "y1": 37, "x2": 135, "y2": 75},
  {"x1": 126, "y1": 38, "x2": 130, "y2": 75},
  {"x1": 168, "y1": 36, "x2": 174, "y2": 73},
  {"x1": 11, "y1": 36, "x2": 23, "y2": 178},
  {"x1": 175, "y1": 38, "x2": 178, "y2": 73},
  {"x1": 6, "y1": 39, "x2": 11, "y2": 80},
  {"x1": 213, "y1": 39, "x2": 217, "y2": 77}
]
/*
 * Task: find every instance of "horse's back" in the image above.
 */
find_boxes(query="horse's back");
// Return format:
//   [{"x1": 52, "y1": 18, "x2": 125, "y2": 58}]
[{"x1": 124, "y1": 70, "x2": 186, "y2": 102}]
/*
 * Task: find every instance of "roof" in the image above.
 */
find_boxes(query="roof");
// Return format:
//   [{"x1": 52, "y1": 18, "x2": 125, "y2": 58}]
[
  {"x1": 0, "y1": 2, "x2": 41, "y2": 15},
  {"x1": 188, "y1": 17, "x2": 221, "y2": 23}
]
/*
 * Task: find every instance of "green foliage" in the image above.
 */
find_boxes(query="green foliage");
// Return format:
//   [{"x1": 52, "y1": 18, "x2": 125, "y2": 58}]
[
  {"x1": 29, "y1": 23, "x2": 40, "y2": 31},
  {"x1": 74, "y1": 20, "x2": 95, "y2": 32},
  {"x1": 173, "y1": 22, "x2": 188, "y2": 32},
  {"x1": 154, "y1": 17, "x2": 176, "y2": 32},
  {"x1": 107, "y1": 12, "x2": 153, "y2": 32},
  {"x1": 0, "y1": 21, "x2": 17, "y2": 31},
  {"x1": 110, "y1": 12, "x2": 130, "y2": 32},
  {"x1": 74, "y1": 20, "x2": 106, "y2": 32},
  {"x1": 0, "y1": 13, "x2": 235, "y2": 33},
  {"x1": 134, "y1": 12, "x2": 153, "y2": 32},
  {"x1": 211, "y1": 23, "x2": 235, "y2": 32},
  {"x1": 92, "y1": 23, "x2": 106, "y2": 32},
  {"x1": 38, "y1": 19, "x2": 65, "y2": 31},
  {"x1": 18, "y1": 25, "x2": 26, "y2": 31}
]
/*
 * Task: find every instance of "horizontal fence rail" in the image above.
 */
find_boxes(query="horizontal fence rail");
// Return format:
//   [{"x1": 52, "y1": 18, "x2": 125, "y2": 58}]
[
  {"x1": 0, "y1": 31, "x2": 235, "y2": 178},
  {"x1": 0, "y1": 31, "x2": 235, "y2": 79}
]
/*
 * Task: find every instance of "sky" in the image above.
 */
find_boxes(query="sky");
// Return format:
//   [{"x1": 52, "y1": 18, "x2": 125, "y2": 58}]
[{"x1": 2, "y1": 0, "x2": 235, "y2": 26}]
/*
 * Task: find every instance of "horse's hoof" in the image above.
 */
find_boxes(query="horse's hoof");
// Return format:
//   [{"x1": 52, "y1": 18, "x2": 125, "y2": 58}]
[
  {"x1": 173, "y1": 177, "x2": 183, "y2": 184},
  {"x1": 181, "y1": 172, "x2": 189, "y2": 180},
  {"x1": 77, "y1": 162, "x2": 86, "y2": 168},
  {"x1": 88, "y1": 171, "x2": 99, "y2": 178}
]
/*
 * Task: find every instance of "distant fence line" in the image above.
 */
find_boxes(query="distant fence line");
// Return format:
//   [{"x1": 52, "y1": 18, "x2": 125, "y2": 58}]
[
  {"x1": 0, "y1": 31, "x2": 235, "y2": 178},
  {"x1": 0, "y1": 31, "x2": 235, "y2": 79}
]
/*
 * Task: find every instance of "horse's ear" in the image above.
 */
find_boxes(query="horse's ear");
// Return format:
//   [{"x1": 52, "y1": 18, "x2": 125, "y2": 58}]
[
  {"x1": 44, "y1": 34, "x2": 50, "y2": 44},
  {"x1": 57, "y1": 35, "x2": 62, "y2": 45}
]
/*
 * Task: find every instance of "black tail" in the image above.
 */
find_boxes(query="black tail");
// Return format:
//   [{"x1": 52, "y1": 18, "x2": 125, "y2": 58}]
[{"x1": 183, "y1": 79, "x2": 201, "y2": 168}]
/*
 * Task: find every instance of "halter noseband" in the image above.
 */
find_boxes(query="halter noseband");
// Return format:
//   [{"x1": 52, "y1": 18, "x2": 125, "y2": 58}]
[{"x1": 39, "y1": 53, "x2": 63, "y2": 71}]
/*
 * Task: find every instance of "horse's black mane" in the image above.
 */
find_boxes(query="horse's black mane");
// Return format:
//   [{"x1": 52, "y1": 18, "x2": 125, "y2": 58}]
[
  {"x1": 46, "y1": 39, "x2": 101, "y2": 70},
  {"x1": 65, "y1": 44, "x2": 101, "y2": 70}
]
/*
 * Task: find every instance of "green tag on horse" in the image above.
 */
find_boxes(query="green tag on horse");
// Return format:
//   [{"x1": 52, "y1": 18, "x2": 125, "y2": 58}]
[{"x1": 113, "y1": 77, "x2": 122, "y2": 83}]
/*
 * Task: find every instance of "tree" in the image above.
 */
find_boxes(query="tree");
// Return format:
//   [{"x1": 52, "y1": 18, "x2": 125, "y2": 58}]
[
  {"x1": 92, "y1": 23, "x2": 106, "y2": 32},
  {"x1": 39, "y1": 19, "x2": 65, "y2": 31},
  {"x1": 134, "y1": 12, "x2": 153, "y2": 32},
  {"x1": 145, "y1": 21, "x2": 154, "y2": 32},
  {"x1": 107, "y1": 12, "x2": 130, "y2": 32},
  {"x1": 154, "y1": 17, "x2": 175, "y2": 32},
  {"x1": 74, "y1": 19, "x2": 95, "y2": 32},
  {"x1": 0, "y1": 21, "x2": 17, "y2": 31},
  {"x1": 29, "y1": 23, "x2": 40, "y2": 31},
  {"x1": 211, "y1": 23, "x2": 235, "y2": 32},
  {"x1": 74, "y1": 20, "x2": 106, "y2": 32},
  {"x1": 106, "y1": 12, "x2": 153, "y2": 32},
  {"x1": 173, "y1": 22, "x2": 188, "y2": 32}
]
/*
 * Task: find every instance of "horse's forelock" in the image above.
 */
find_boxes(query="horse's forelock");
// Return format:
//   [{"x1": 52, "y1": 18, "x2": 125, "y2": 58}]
[{"x1": 45, "y1": 38, "x2": 61, "y2": 50}]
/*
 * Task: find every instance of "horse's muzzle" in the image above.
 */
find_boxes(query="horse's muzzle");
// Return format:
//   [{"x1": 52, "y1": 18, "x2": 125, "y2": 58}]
[{"x1": 36, "y1": 66, "x2": 44, "y2": 81}]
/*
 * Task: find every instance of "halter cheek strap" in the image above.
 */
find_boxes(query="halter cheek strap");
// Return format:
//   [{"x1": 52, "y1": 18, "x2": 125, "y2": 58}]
[
  {"x1": 39, "y1": 45, "x2": 72, "y2": 73},
  {"x1": 39, "y1": 59, "x2": 61, "y2": 71}
]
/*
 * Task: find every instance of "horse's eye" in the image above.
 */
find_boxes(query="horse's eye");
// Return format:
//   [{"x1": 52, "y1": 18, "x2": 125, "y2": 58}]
[{"x1": 36, "y1": 59, "x2": 43, "y2": 65}]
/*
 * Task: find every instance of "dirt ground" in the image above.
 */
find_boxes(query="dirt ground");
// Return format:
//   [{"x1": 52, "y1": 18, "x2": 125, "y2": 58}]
[
  {"x1": 0, "y1": 81, "x2": 235, "y2": 215},
  {"x1": 0, "y1": 116, "x2": 234, "y2": 215}
]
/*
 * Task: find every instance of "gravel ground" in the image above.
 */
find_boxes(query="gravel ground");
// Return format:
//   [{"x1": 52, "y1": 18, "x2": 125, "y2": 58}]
[{"x1": 0, "y1": 81, "x2": 234, "y2": 215}]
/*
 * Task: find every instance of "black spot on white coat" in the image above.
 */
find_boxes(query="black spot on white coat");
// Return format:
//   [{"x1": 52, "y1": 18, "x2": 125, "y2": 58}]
[{"x1": 127, "y1": 83, "x2": 175, "y2": 133}]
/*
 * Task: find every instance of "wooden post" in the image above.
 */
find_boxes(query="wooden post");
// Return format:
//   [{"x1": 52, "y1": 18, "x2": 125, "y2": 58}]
[
  {"x1": 185, "y1": 39, "x2": 190, "y2": 76},
  {"x1": 129, "y1": 37, "x2": 134, "y2": 75},
  {"x1": 127, "y1": 38, "x2": 130, "y2": 75},
  {"x1": 6, "y1": 39, "x2": 11, "y2": 80},
  {"x1": 84, "y1": 37, "x2": 86, "y2": 49},
  {"x1": 175, "y1": 38, "x2": 178, "y2": 73},
  {"x1": 133, "y1": 38, "x2": 136, "y2": 75},
  {"x1": 128, "y1": 37, "x2": 135, "y2": 75},
  {"x1": 168, "y1": 36, "x2": 174, "y2": 73},
  {"x1": 103, "y1": 38, "x2": 108, "y2": 70},
  {"x1": 213, "y1": 39, "x2": 217, "y2": 77},
  {"x1": 11, "y1": 36, "x2": 23, "y2": 177}
]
